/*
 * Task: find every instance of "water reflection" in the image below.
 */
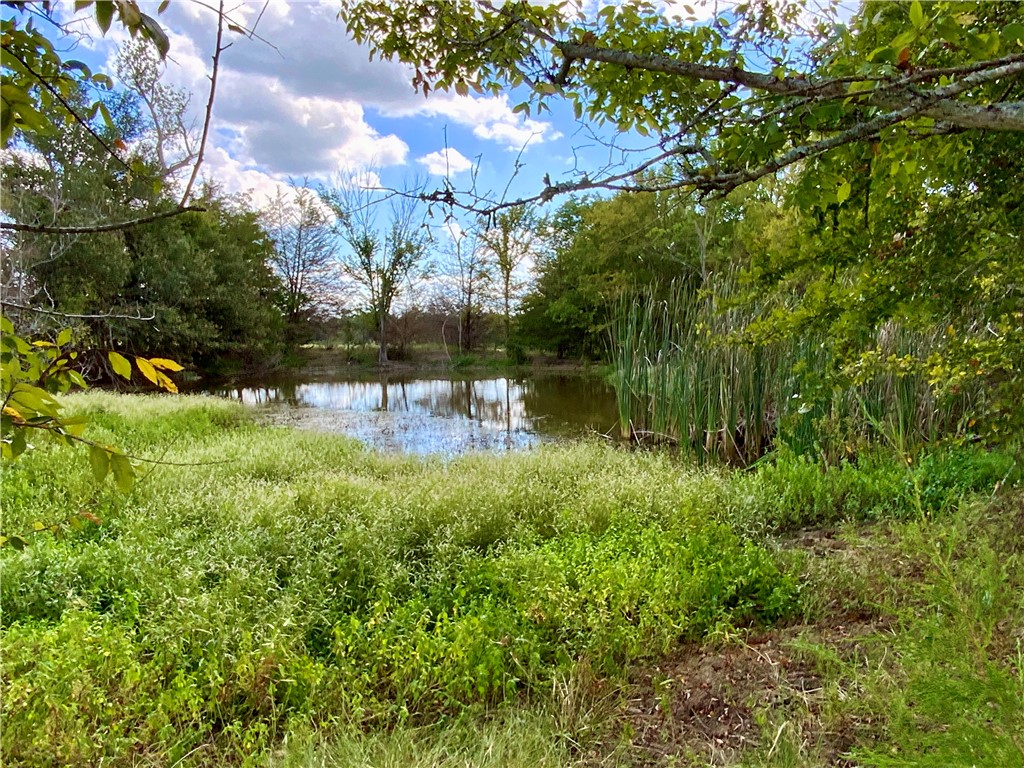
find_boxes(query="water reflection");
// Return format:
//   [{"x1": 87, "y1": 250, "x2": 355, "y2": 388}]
[{"x1": 211, "y1": 374, "x2": 618, "y2": 455}]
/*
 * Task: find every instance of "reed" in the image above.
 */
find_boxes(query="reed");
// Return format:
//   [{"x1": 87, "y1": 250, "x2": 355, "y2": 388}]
[{"x1": 609, "y1": 279, "x2": 981, "y2": 464}]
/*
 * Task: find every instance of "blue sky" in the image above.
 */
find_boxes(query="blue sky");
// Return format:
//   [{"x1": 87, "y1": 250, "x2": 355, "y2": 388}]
[
  {"x1": 57, "y1": 0, "x2": 579, "y2": 212},
  {"x1": 46, "y1": 0, "x2": 855, "y2": 219}
]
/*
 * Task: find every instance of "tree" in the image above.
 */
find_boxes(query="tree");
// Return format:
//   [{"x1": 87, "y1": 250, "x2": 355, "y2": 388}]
[
  {"x1": 264, "y1": 182, "x2": 339, "y2": 338},
  {"x1": 321, "y1": 180, "x2": 429, "y2": 365},
  {"x1": 439, "y1": 220, "x2": 491, "y2": 353},
  {"x1": 114, "y1": 39, "x2": 199, "y2": 182},
  {"x1": 478, "y1": 205, "x2": 536, "y2": 350},
  {"x1": 517, "y1": 182, "x2": 742, "y2": 357},
  {"x1": 340, "y1": 0, "x2": 1024, "y2": 210}
]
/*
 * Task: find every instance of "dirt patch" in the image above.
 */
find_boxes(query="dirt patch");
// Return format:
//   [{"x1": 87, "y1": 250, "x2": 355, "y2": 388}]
[{"x1": 594, "y1": 617, "x2": 888, "y2": 767}]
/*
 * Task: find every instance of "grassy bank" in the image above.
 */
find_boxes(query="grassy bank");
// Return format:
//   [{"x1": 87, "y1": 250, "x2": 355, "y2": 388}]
[{"x1": 1, "y1": 394, "x2": 1020, "y2": 766}]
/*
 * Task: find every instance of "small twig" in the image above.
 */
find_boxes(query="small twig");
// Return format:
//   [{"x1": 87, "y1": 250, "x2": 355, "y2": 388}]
[{"x1": 1, "y1": 301, "x2": 156, "y2": 321}]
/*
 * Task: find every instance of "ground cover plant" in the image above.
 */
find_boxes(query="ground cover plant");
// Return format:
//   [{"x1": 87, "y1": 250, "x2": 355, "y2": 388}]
[
  {"x1": 2, "y1": 393, "x2": 1019, "y2": 766},
  {"x1": 1, "y1": 394, "x2": 795, "y2": 765}
]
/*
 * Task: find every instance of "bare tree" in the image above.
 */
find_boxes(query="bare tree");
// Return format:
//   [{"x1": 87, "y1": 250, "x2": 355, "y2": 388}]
[
  {"x1": 115, "y1": 39, "x2": 200, "y2": 183},
  {"x1": 439, "y1": 221, "x2": 492, "y2": 353},
  {"x1": 264, "y1": 181, "x2": 339, "y2": 332},
  {"x1": 478, "y1": 206, "x2": 536, "y2": 349},
  {"x1": 321, "y1": 179, "x2": 428, "y2": 365}
]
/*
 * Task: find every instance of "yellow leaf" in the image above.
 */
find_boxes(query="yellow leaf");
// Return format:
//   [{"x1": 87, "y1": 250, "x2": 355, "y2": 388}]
[
  {"x1": 32, "y1": 520, "x2": 45, "y2": 531},
  {"x1": 135, "y1": 357, "x2": 159, "y2": 386},
  {"x1": 2, "y1": 405, "x2": 24, "y2": 422},
  {"x1": 148, "y1": 357, "x2": 184, "y2": 372},
  {"x1": 154, "y1": 370, "x2": 178, "y2": 393}
]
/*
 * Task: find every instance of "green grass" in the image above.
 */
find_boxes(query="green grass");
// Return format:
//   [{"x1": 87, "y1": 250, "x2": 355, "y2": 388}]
[{"x1": 1, "y1": 393, "x2": 1018, "y2": 766}]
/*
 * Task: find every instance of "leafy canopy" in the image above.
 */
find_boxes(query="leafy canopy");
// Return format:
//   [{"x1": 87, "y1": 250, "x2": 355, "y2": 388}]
[{"x1": 341, "y1": 0, "x2": 1024, "y2": 211}]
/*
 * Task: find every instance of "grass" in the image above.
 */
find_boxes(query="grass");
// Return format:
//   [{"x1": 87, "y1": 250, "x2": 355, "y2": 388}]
[
  {"x1": 1, "y1": 393, "x2": 1019, "y2": 766},
  {"x1": 609, "y1": 280, "x2": 984, "y2": 464}
]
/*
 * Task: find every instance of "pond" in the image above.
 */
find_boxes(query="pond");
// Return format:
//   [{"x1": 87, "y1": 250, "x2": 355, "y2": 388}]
[{"x1": 208, "y1": 373, "x2": 620, "y2": 455}]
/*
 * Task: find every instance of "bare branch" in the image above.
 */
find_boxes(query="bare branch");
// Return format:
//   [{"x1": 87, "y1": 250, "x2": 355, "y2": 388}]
[
  {"x1": 180, "y1": 0, "x2": 226, "y2": 206},
  {"x1": 0, "y1": 301, "x2": 156, "y2": 321},
  {"x1": 0, "y1": 206, "x2": 205, "y2": 234}
]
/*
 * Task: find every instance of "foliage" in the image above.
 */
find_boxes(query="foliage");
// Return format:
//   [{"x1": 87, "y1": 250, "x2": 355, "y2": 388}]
[
  {"x1": 0, "y1": 318, "x2": 186, "y2": 548},
  {"x1": 781, "y1": 496, "x2": 1024, "y2": 768},
  {"x1": 518, "y1": 187, "x2": 721, "y2": 358},
  {"x1": 1, "y1": 1, "x2": 169, "y2": 147},
  {"x1": 610, "y1": 279, "x2": 996, "y2": 463},
  {"x1": 435, "y1": 219, "x2": 492, "y2": 353},
  {"x1": 321, "y1": 179, "x2": 429, "y2": 364},
  {"x1": 340, "y1": 0, "x2": 1024, "y2": 208},
  {"x1": 1, "y1": 394, "x2": 804, "y2": 765},
  {"x1": 264, "y1": 181, "x2": 339, "y2": 339},
  {"x1": 478, "y1": 205, "x2": 537, "y2": 347}
]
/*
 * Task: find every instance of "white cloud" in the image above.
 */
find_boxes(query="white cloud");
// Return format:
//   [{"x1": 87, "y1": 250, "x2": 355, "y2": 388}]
[
  {"x1": 417, "y1": 148, "x2": 474, "y2": 176},
  {"x1": 62, "y1": 0, "x2": 562, "y2": 199},
  {"x1": 387, "y1": 93, "x2": 561, "y2": 150}
]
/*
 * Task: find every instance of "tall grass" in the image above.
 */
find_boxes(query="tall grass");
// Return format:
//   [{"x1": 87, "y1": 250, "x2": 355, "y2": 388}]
[{"x1": 609, "y1": 278, "x2": 982, "y2": 463}]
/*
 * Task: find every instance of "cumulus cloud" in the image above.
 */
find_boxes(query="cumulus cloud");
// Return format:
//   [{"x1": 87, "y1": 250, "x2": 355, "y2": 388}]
[
  {"x1": 387, "y1": 93, "x2": 561, "y2": 150},
  {"x1": 66, "y1": 0, "x2": 562, "y2": 197},
  {"x1": 417, "y1": 148, "x2": 474, "y2": 176}
]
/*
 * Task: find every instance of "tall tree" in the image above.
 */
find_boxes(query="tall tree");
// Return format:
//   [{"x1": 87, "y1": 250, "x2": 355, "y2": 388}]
[
  {"x1": 114, "y1": 38, "x2": 199, "y2": 183},
  {"x1": 439, "y1": 221, "x2": 491, "y2": 353},
  {"x1": 263, "y1": 182, "x2": 338, "y2": 337},
  {"x1": 321, "y1": 180, "x2": 429, "y2": 365},
  {"x1": 478, "y1": 206, "x2": 536, "y2": 350}
]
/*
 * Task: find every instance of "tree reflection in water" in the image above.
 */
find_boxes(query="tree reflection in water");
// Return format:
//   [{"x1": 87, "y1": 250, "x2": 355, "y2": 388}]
[{"x1": 211, "y1": 375, "x2": 617, "y2": 455}]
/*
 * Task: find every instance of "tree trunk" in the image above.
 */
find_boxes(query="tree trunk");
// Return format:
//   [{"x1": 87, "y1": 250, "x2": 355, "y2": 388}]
[{"x1": 378, "y1": 309, "x2": 388, "y2": 365}]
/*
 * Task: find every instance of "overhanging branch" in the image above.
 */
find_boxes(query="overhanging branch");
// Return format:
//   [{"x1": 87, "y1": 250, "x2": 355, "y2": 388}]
[{"x1": 0, "y1": 206, "x2": 205, "y2": 234}]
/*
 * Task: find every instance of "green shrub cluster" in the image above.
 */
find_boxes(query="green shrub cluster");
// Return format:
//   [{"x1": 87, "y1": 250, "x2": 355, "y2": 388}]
[{"x1": 739, "y1": 446, "x2": 1018, "y2": 532}]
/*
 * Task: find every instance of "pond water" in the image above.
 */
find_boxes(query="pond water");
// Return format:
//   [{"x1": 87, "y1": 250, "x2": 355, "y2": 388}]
[{"x1": 209, "y1": 373, "x2": 620, "y2": 455}]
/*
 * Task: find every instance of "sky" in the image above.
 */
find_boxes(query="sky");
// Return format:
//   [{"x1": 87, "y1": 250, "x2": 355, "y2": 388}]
[
  {"x1": 47, "y1": 0, "x2": 856, "y2": 217},
  {"x1": 60, "y1": 0, "x2": 583, "y2": 212}
]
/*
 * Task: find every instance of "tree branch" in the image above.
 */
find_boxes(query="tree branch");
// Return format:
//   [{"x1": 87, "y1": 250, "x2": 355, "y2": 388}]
[
  {"x1": 0, "y1": 301, "x2": 157, "y2": 321},
  {"x1": 180, "y1": 0, "x2": 226, "y2": 206},
  {"x1": 0, "y1": 206, "x2": 205, "y2": 234},
  {"x1": 0, "y1": 44, "x2": 136, "y2": 174}
]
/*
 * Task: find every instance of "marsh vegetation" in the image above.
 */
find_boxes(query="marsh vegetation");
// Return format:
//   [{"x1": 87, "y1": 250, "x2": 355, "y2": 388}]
[{"x1": 2, "y1": 395, "x2": 1020, "y2": 766}]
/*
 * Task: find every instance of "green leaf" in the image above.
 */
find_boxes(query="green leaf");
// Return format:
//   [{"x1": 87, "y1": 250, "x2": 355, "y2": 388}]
[
  {"x1": 10, "y1": 384, "x2": 58, "y2": 415},
  {"x1": 108, "y1": 351, "x2": 132, "y2": 380},
  {"x1": 1003, "y1": 22, "x2": 1024, "y2": 44},
  {"x1": 7, "y1": 535, "x2": 26, "y2": 551},
  {"x1": 56, "y1": 328, "x2": 72, "y2": 347},
  {"x1": 109, "y1": 453, "x2": 134, "y2": 493},
  {"x1": 139, "y1": 13, "x2": 170, "y2": 58},
  {"x1": 836, "y1": 180, "x2": 851, "y2": 204},
  {"x1": 89, "y1": 444, "x2": 110, "y2": 482},
  {"x1": 95, "y1": 0, "x2": 114, "y2": 34},
  {"x1": 909, "y1": 1, "x2": 924, "y2": 29},
  {"x1": 10, "y1": 428, "x2": 27, "y2": 459}
]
